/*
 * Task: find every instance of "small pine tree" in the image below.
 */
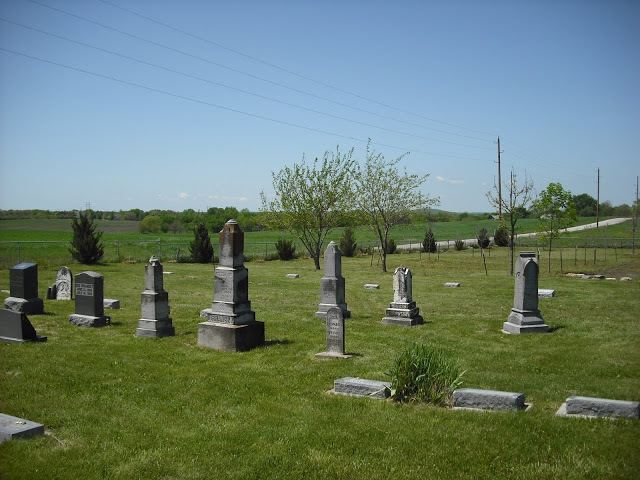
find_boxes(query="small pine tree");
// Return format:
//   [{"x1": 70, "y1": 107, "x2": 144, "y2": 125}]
[
  {"x1": 386, "y1": 238, "x2": 397, "y2": 254},
  {"x1": 422, "y1": 227, "x2": 437, "y2": 253},
  {"x1": 454, "y1": 239, "x2": 465, "y2": 251},
  {"x1": 339, "y1": 227, "x2": 357, "y2": 257},
  {"x1": 69, "y1": 211, "x2": 104, "y2": 264},
  {"x1": 190, "y1": 223, "x2": 213, "y2": 263},
  {"x1": 275, "y1": 239, "x2": 296, "y2": 260},
  {"x1": 493, "y1": 223, "x2": 510, "y2": 247},
  {"x1": 477, "y1": 227, "x2": 490, "y2": 248}
]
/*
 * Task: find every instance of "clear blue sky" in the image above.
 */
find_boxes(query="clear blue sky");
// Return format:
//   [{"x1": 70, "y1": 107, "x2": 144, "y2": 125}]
[{"x1": 1, "y1": 0, "x2": 638, "y2": 213}]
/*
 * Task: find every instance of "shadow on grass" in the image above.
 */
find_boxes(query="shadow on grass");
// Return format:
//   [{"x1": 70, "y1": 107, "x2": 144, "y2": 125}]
[
  {"x1": 548, "y1": 325, "x2": 565, "y2": 333},
  {"x1": 262, "y1": 338, "x2": 293, "y2": 347}
]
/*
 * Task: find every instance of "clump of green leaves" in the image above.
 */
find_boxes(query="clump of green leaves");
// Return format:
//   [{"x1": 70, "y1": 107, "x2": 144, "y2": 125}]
[
  {"x1": 190, "y1": 223, "x2": 213, "y2": 263},
  {"x1": 339, "y1": 227, "x2": 357, "y2": 257},
  {"x1": 275, "y1": 239, "x2": 296, "y2": 260},
  {"x1": 493, "y1": 223, "x2": 510, "y2": 247},
  {"x1": 422, "y1": 227, "x2": 437, "y2": 253},
  {"x1": 69, "y1": 211, "x2": 104, "y2": 264},
  {"x1": 388, "y1": 344, "x2": 464, "y2": 406},
  {"x1": 385, "y1": 238, "x2": 397, "y2": 254}
]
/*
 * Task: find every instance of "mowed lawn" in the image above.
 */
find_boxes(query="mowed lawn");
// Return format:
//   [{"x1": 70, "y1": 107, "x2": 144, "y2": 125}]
[{"x1": 1, "y1": 247, "x2": 639, "y2": 479}]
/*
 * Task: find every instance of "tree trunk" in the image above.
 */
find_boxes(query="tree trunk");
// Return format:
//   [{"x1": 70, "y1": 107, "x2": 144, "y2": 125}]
[
  {"x1": 313, "y1": 254, "x2": 320, "y2": 270},
  {"x1": 548, "y1": 236, "x2": 552, "y2": 273}
]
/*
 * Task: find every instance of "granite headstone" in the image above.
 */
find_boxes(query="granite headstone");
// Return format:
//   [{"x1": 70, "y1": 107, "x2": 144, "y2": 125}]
[
  {"x1": 315, "y1": 242, "x2": 350, "y2": 319},
  {"x1": 68, "y1": 271, "x2": 110, "y2": 327},
  {"x1": 3, "y1": 262, "x2": 43, "y2": 314},
  {"x1": 382, "y1": 267, "x2": 423, "y2": 326},
  {"x1": 315, "y1": 307, "x2": 351, "y2": 358},
  {"x1": 0, "y1": 309, "x2": 47, "y2": 343},
  {"x1": 55, "y1": 267, "x2": 73, "y2": 300},
  {"x1": 136, "y1": 257, "x2": 175, "y2": 337}
]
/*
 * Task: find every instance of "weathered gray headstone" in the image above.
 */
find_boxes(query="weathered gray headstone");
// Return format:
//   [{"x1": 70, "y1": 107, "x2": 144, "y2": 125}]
[
  {"x1": 68, "y1": 271, "x2": 111, "y2": 327},
  {"x1": 3, "y1": 262, "x2": 43, "y2": 315},
  {"x1": 198, "y1": 220, "x2": 264, "y2": 352},
  {"x1": 136, "y1": 257, "x2": 175, "y2": 338},
  {"x1": 556, "y1": 396, "x2": 639, "y2": 419},
  {"x1": 286, "y1": 273, "x2": 300, "y2": 278},
  {"x1": 537, "y1": 288, "x2": 555, "y2": 298},
  {"x1": 453, "y1": 388, "x2": 527, "y2": 411},
  {"x1": 331, "y1": 377, "x2": 391, "y2": 399},
  {"x1": 0, "y1": 309, "x2": 47, "y2": 343},
  {"x1": 103, "y1": 298, "x2": 120, "y2": 309},
  {"x1": 315, "y1": 242, "x2": 350, "y2": 319},
  {"x1": 55, "y1": 267, "x2": 73, "y2": 300},
  {"x1": 315, "y1": 307, "x2": 351, "y2": 358},
  {"x1": 502, "y1": 252, "x2": 550, "y2": 334},
  {"x1": 0, "y1": 413, "x2": 45, "y2": 443},
  {"x1": 444, "y1": 282, "x2": 461, "y2": 288},
  {"x1": 620, "y1": 277, "x2": 632, "y2": 281},
  {"x1": 382, "y1": 267, "x2": 423, "y2": 326},
  {"x1": 46, "y1": 284, "x2": 57, "y2": 300},
  {"x1": 364, "y1": 283, "x2": 380, "y2": 289}
]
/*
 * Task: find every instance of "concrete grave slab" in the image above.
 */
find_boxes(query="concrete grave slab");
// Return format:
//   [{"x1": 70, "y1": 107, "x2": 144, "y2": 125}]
[
  {"x1": 444, "y1": 282, "x2": 461, "y2": 288},
  {"x1": 538, "y1": 289, "x2": 555, "y2": 298},
  {"x1": 453, "y1": 388, "x2": 529, "y2": 412},
  {"x1": 556, "y1": 396, "x2": 639, "y2": 420},
  {"x1": 364, "y1": 284, "x2": 379, "y2": 289},
  {"x1": 103, "y1": 298, "x2": 120, "y2": 309},
  {"x1": 330, "y1": 377, "x2": 391, "y2": 399},
  {"x1": 286, "y1": 273, "x2": 300, "y2": 278},
  {"x1": 0, "y1": 413, "x2": 44, "y2": 443}
]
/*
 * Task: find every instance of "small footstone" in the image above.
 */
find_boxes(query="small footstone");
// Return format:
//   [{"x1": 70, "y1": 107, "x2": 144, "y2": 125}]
[
  {"x1": 605, "y1": 277, "x2": 616, "y2": 281},
  {"x1": 163, "y1": 271, "x2": 174, "y2": 275},
  {"x1": 453, "y1": 388, "x2": 527, "y2": 411},
  {"x1": 556, "y1": 396, "x2": 639, "y2": 419},
  {"x1": 537, "y1": 289, "x2": 555, "y2": 298},
  {"x1": 103, "y1": 298, "x2": 120, "y2": 309},
  {"x1": 444, "y1": 282, "x2": 461, "y2": 288},
  {"x1": 364, "y1": 284, "x2": 379, "y2": 289},
  {"x1": 0, "y1": 413, "x2": 44, "y2": 443},
  {"x1": 286, "y1": 273, "x2": 300, "y2": 278},
  {"x1": 331, "y1": 377, "x2": 391, "y2": 399},
  {"x1": 620, "y1": 277, "x2": 632, "y2": 281}
]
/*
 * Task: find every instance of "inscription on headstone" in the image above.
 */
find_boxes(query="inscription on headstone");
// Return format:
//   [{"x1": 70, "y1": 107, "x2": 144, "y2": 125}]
[
  {"x1": 55, "y1": 267, "x2": 73, "y2": 300},
  {"x1": 316, "y1": 307, "x2": 351, "y2": 358}
]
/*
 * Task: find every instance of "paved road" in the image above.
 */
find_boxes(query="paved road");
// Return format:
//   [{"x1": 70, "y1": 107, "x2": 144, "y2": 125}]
[{"x1": 397, "y1": 217, "x2": 632, "y2": 251}]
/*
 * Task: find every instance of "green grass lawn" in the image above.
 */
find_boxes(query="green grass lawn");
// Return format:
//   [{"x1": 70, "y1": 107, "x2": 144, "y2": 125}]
[{"x1": 1, "y1": 248, "x2": 639, "y2": 479}]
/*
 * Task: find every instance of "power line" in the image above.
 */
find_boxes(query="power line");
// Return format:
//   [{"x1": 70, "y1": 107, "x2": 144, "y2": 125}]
[
  {"x1": 0, "y1": 46, "x2": 487, "y2": 162},
  {"x1": 26, "y1": 0, "x2": 493, "y2": 144},
  {"x1": 96, "y1": 0, "x2": 497, "y2": 138},
  {"x1": 0, "y1": 16, "x2": 493, "y2": 151}
]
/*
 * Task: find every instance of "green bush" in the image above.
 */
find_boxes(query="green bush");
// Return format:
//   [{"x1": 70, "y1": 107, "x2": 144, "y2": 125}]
[
  {"x1": 454, "y1": 239, "x2": 465, "y2": 251},
  {"x1": 476, "y1": 228, "x2": 490, "y2": 248},
  {"x1": 339, "y1": 227, "x2": 357, "y2": 257},
  {"x1": 190, "y1": 223, "x2": 213, "y2": 263},
  {"x1": 69, "y1": 212, "x2": 104, "y2": 264},
  {"x1": 139, "y1": 214, "x2": 162, "y2": 233},
  {"x1": 494, "y1": 223, "x2": 510, "y2": 247},
  {"x1": 388, "y1": 344, "x2": 464, "y2": 406},
  {"x1": 275, "y1": 239, "x2": 296, "y2": 260},
  {"x1": 422, "y1": 227, "x2": 437, "y2": 253},
  {"x1": 385, "y1": 238, "x2": 397, "y2": 254}
]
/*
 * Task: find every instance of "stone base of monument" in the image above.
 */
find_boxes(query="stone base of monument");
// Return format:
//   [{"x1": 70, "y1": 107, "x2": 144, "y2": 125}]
[
  {"x1": 381, "y1": 302, "x2": 424, "y2": 326},
  {"x1": 556, "y1": 396, "x2": 639, "y2": 420},
  {"x1": 0, "y1": 309, "x2": 47, "y2": 344},
  {"x1": 315, "y1": 304, "x2": 351, "y2": 319},
  {"x1": 3, "y1": 297, "x2": 44, "y2": 315},
  {"x1": 69, "y1": 314, "x2": 111, "y2": 328},
  {"x1": 452, "y1": 388, "x2": 530, "y2": 412},
  {"x1": 197, "y1": 320, "x2": 265, "y2": 352},
  {"x1": 135, "y1": 318, "x2": 175, "y2": 338},
  {"x1": 502, "y1": 309, "x2": 550, "y2": 334},
  {"x1": 315, "y1": 351, "x2": 352, "y2": 359},
  {"x1": 0, "y1": 413, "x2": 45, "y2": 443}
]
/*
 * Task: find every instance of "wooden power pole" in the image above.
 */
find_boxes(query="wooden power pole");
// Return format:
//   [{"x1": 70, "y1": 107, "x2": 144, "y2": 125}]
[
  {"x1": 596, "y1": 168, "x2": 600, "y2": 228},
  {"x1": 497, "y1": 136, "x2": 502, "y2": 219},
  {"x1": 633, "y1": 176, "x2": 638, "y2": 256}
]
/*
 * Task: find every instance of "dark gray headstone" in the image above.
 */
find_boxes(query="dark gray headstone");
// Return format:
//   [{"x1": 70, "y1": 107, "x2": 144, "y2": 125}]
[
  {"x1": 136, "y1": 257, "x2": 175, "y2": 338},
  {"x1": 198, "y1": 220, "x2": 264, "y2": 351},
  {"x1": 0, "y1": 413, "x2": 45, "y2": 443},
  {"x1": 315, "y1": 242, "x2": 350, "y2": 319},
  {"x1": 502, "y1": 252, "x2": 550, "y2": 334},
  {"x1": 382, "y1": 267, "x2": 423, "y2": 326},
  {"x1": 4, "y1": 262, "x2": 43, "y2": 315},
  {"x1": 0, "y1": 309, "x2": 47, "y2": 343},
  {"x1": 69, "y1": 271, "x2": 110, "y2": 327},
  {"x1": 55, "y1": 266, "x2": 73, "y2": 300},
  {"x1": 557, "y1": 396, "x2": 640, "y2": 419},
  {"x1": 453, "y1": 388, "x2": 527, "y2": 411}
]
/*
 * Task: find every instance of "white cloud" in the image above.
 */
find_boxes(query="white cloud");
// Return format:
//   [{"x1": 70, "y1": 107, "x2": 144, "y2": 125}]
[
  {"x1": 178, "y1": 192, "x2": 189, "y2": 199},
  {"x1": 436, "y1": 176, "x2": 445, "y2": 182},
  {"x1": 435, "y1": 175, "x2": 464, "y2": 185}
]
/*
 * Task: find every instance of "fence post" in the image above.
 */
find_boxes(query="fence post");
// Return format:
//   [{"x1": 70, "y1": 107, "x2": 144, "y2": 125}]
[
  {"x1": 17, "y1": 242, "x2": 21, "y2": 263},
  {"x1": 574, "y1": 245, "x2": 577, "y2": 266},
  {"x1": 593, "y1": 248, "x2": 597, "y2": 265},
  {"x1": 116, "y1": 240, "x2": 120, "y2": 262}
]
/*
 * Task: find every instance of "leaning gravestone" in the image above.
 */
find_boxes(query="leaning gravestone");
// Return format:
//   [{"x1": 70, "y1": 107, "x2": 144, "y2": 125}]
[
  {"x1": 68, "y1": 271, "x2": 111, "y2": 327},
  {"x1": 382, "y1": 267, "x2": 423, "y2": 326},
  {"x1": 315, "y1": 307, "x2": 351, "y2": 358},
  {"x1": 502, "y1": 252, "x2": 550, "y2": 334},
  {"x1": 0, "y1": 309, "x2": 47, "y2": 343},
  {"x1": 198, "y1": 220, "x2": 264, "y2": 352},
  {"x1": 315, "y1": 241, "x2": 350, "y2": 319},
  {"x1": 136, "y1": 257, "x2": 175, "y2": 338},
  {"x1": 3, "y1": 262, "x2": 44, "y2": 314},
  {"x1": 55, "y1": 267, "x2": 73, "y2": 300}
]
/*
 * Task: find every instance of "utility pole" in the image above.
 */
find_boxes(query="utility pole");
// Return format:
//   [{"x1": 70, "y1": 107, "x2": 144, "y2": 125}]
[
  {"x1": 633, "y1": 175, "x2": 638, "y2": 256},
  {"x1": 596, "y1": 168, "x2": 600, "y2": 228},
  {"x1": 497, "y1": 136, "x2": 502, "y2": 220}
]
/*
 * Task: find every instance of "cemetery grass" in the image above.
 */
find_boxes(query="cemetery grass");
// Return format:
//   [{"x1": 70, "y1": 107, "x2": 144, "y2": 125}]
[{"x1": 1, "y1": 248, "x2": 639, "y2": 479}]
